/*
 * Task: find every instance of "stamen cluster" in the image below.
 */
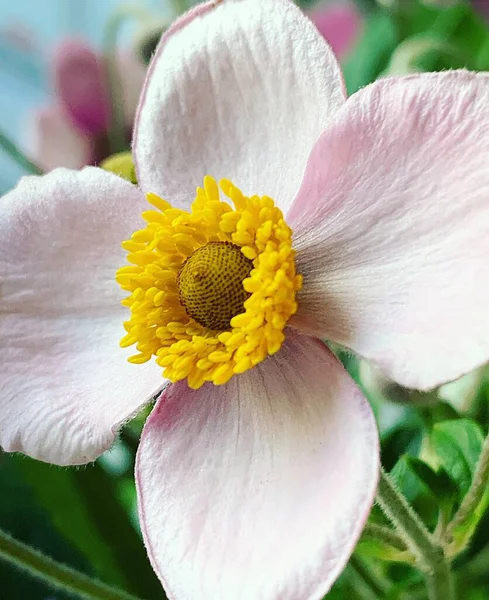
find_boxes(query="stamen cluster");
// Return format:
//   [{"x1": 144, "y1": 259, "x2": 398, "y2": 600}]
[{"x1": 117, "y1": 176, "x2": 302, "y2": 389}]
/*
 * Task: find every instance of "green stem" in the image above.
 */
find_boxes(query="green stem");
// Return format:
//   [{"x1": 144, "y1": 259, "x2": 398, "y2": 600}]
[
  {"x1": 426, "y1": 566, "x2": 456, "y2": 600},
  {"x1": 0, "y1": 527, "x2": 143, "y2": 600},
  {"x1": 0, "y1": 127, "x2": 42, "y2": 175},
  {"x1": 444, "y1": 433, "x2": 489, "y2": 547},
  {"x1": 376, "y1": 468, "x2": 455, "y2": 600},
  {"x1": 362, "y1": 522, "x2": 408, "y2": 552}
]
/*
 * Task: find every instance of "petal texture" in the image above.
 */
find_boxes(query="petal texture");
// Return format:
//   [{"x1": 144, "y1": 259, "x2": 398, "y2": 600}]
[
  {"x1": 29, "y1": 107, "x2": 92, "y2": 171},
  {"x1": 134, "y1": 0, "x2": 345, "y2": 211},
  {"x1": 54, "y1": 40, "x2": 111, "y2": 137},
  {"x1": 0, "y1": 168, "x2": 163, "y2": 465},
  {"x1": 136, "y1": 331, "x2": 378, "y2": 600},
  {"x1": 290, "y1": 71, "x2": 489, "y2": 390}
]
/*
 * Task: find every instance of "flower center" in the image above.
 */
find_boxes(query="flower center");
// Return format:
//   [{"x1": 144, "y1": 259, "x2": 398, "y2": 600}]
[
  {"x1": 177, "y1": 241, "x2": 253, "y2": 331},
  {"x1": 116, "y1": 176, "x2": 302, "y2": 389}
]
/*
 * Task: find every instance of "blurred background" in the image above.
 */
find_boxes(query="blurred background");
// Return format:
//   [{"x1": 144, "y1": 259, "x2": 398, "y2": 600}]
[
  {"x1": 1, "y1": 0, "x2": 489, "y2": 598},
  {"x1": 0, "y1": 0, "x2": 177, "y2": 194}
]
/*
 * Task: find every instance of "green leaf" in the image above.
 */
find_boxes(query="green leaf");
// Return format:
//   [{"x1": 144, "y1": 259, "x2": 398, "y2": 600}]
[
  {"x1": 15, "y1": 457, "x2": 127, "y2": 589},
  {"x1": 431, "y1": 419, "x2": 484, "y2": 496},
  {"x1": 400, "y1": 1, "x2": 489, "y2": 71},
  {"x1": 390, "y1": 455, "x2": 426, "y2": 504},
  {"x1": 16, "y1": 456, "x2": 164, "y2": 598},
  {"x1": 0, "y1": 455, "x2": 85, "y2": 600},
  {"x1": 406, "y1": 457, "x2": 458, "y2": 503},
  {"x1": 72, "y1": 462, "x2": 164, "y2": 599},
  {"x1": 342, "y1": 11, "x2": 399, "y2": 94}
]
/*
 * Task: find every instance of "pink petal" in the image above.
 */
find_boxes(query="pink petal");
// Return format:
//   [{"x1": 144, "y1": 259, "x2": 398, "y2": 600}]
[
  {"x1": 289, "y1": 71, "x2": 489, "y2": 391},
  {"x1": 136, "y1": 331, "x2": 378, "y2": 599},
  {"x1": 0, "y1": 167, "x2": 163, "y2": 465},
  {"x1": 29, "y1": 106, "x2": 92, "y2": 171},
  {"x1": 133, "y1": 0, "x2": 345, "y2": 211},
  {"x1": 54, "y1": 39, "x2": 111, "y2": 137},
  {"x1": 309, "y1": 3, "x2": 362, "y2": 59}
]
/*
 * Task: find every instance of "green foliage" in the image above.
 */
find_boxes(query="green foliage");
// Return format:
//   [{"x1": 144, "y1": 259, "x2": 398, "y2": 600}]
[
  {"x1": 431, "y1": 419, "x2": 484, "y2": 496},
  {"x1": 342, "y1": 12, "x2": 400, "y2": 93}
]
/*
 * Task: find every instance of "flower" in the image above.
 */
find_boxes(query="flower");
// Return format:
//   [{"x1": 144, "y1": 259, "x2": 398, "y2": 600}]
[
  {"x1": 308, "y1": 2, "x2": 362, "y2": 59},
  {"x1": 29, "y1": 39, "x2": 146, "y2": 172},
  {"x1": 2, "y1": 0, "x2": 489, "y2": 598}
]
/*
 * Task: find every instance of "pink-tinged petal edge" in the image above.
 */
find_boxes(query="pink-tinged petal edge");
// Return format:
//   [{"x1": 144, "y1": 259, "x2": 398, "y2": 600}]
[
  {"x1": 133, "y1": 0, "x2": 345, "y2": 213},
  {"x1": 29, "y1": 106, "x2": 92, "y2": 171},
  {"x1": 288, "y1": 70, "x2": 489, "y2": 391},
  {"x1": 0, "y1": 167, "x2": 164, "y2": 466},
  {"x1": 54, "y1": 39, "x2": 111, "y2": 137},
  {"x1": 309, "y1": 3, "x2": 362, "y2": 59},
  {"x1": 136, "y1": 331, "x2": 379, "y2": 600}
]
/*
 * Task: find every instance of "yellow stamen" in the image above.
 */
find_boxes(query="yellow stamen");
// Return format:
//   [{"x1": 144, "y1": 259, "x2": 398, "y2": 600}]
[{"x1": 116, "y1": 176, "x2": 302, "y2": 389}]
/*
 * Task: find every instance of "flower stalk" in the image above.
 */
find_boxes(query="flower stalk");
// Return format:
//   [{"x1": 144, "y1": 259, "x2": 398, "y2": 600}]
[
  {"x1": 362, "y1": 522, "x2": 409, "y2": 552},
  {"x1": 376, "y1": 468, "x2": 455, "y2": 600},
  {"x1": 0, "y1": 526, "x2": 143, "y2": 600},
  {"x1": 0, "y1": 127, "x2": 42, "y2": 175}
]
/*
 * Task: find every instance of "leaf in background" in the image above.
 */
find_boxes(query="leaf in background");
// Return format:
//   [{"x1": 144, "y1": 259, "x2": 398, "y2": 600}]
[
  {"x1": 16, "y1": 455, "x2": 164, "y2": 599},
  {"x1": 15, "y1": 456, "x2": 127, "y2": 589},
  {"x1": 0, "y1": 454, "x2": 85, "y2": 600},
  {"x1": 391, "y1": 456, "x2": 426, "y2": 504},
  {"x1": 381, "y1": 417, "x2": 424, "y2": 472},
  {"x1": 73, "y1": 463, "x2": 164, "y2": 599},
  {"x1": 400, "y1": 1, "x2": 489, "y2": 70},
  {"x1": 431, "y1": 419, "x2": 484, "y2": 496},
  {"x1": 342, "y1": 11, "x2": 399, "y2": 94},
  {"x1": 407, "y1": 457, "x2": 458, "y2": 504},
  {"x1": 390, "y1": 456, "x2": 439, "y2": 529}
]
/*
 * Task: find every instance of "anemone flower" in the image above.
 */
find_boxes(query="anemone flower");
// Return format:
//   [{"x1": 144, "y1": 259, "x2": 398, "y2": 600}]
[
  {"x1": 2, "y1": 0, "x2": 489, "y2": 598},
  {"x1": 30, "y1": 39, "x2": 146, "y2": 172},
  {"x1": 309, "y1": 2, "x2": 362, "y2": 58}
]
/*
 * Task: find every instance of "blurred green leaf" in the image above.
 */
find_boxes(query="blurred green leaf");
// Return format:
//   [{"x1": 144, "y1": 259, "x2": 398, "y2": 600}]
[
  {"x1": 431, "y1": 419, "x2": 484, "y2": 496},
  {"x1": 16, "y1": 457, "x2": 127, "y2": 588},
  {"x1": 381, "y1": 417, "x2": 423, "y2": 472},
  {"x1": 407, "y1": 457, "x2": 458, "y2": 503},
  {"x1": 342, "y1": 11, "x2": 399, "y2": 93},
  {"x1": 391, "y1": 455, "x2": 426, "y2": 503},
  {"x1": 400, "y1": 1, "x2": 489, "y2": 70},
  {"x1": 0, "y1": 454, "x2": 84, "y2": 599},
  {"x1": 73, "y1": 463, "x2": 163, "y2": 599},
  {"x1": 16, "y1": 457, "x2": 163, "y2": 599}
]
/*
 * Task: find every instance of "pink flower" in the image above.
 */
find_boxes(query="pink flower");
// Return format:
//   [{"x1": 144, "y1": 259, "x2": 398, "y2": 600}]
[
  {"x1": 2, "y1": 0, "x2": 489, "y2": 598},
  {"x1": 30, "y1": 39, "x2": 146, "y2": 171},
  {"x1": 309, "y1": 2, "x2": 362, "y2": 58}
]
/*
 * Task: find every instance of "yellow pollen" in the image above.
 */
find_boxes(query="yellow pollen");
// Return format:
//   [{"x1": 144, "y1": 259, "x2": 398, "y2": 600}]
[
  {"x1": 177, "y1": 241, "x2": 253, "y2": 331},
  {"x1": 116, "y1": 176, "x2": 302, "y2": 389}
]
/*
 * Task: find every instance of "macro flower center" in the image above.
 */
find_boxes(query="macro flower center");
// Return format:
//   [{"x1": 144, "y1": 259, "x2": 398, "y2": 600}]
[
  {"x1": 116, "y1": 176, "x2": 302, "y2": 389},
  {"x1": 177, "y1": 241, "x2": 253, "y2": 331}
]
